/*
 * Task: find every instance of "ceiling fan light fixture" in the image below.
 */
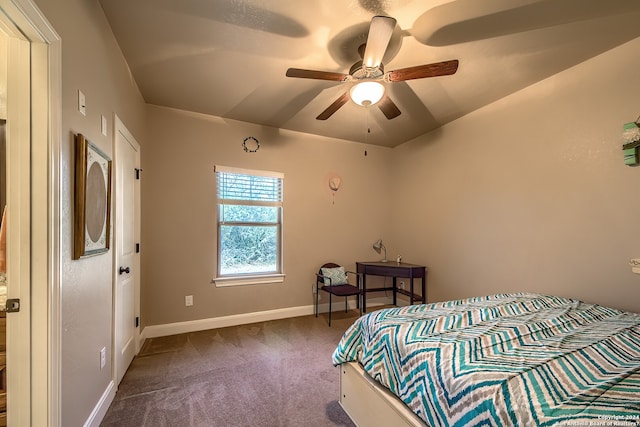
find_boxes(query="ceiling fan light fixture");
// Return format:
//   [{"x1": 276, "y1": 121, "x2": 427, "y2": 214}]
[{"x1": 350, "y1": 81, "x2": 385, "y2": 106}]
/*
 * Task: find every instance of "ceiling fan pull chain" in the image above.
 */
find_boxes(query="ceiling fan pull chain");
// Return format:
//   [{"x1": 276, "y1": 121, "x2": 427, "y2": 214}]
[{"x1": 365, "y1": 107, "x2": 370, "y2": 145}]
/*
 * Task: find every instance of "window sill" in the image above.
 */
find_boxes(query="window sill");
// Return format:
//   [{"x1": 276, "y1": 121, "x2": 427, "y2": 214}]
[{"x1": 212, "y1": 274, "x2": 285, "y2": 288}]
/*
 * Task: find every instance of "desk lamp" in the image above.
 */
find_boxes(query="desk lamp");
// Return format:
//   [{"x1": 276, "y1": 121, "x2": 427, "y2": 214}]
[{"x1": 372, "y1": 239, "x2": 387, "y2": 262}]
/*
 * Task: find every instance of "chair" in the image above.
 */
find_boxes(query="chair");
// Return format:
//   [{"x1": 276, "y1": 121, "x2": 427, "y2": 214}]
[{"x1": 315, "y1": 262, "x2": 362, "y2": 326}]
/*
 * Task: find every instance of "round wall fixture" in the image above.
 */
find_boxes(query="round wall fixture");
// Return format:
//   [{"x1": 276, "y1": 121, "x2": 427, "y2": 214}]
[
  {"x1": 329, "y1": 176, "x2": 342, "y2": 192},
  {"x1": 328, "y1": 174, "x2": 342, "y2": 205},
  {"x1": 243, "y1": 136, "x2": 260, "y2": 153}
]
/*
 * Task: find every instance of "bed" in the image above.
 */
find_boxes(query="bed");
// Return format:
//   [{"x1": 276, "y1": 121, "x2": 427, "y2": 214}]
[{"x1": 332, "y1": 293, "x2": 640, "y2": 426}]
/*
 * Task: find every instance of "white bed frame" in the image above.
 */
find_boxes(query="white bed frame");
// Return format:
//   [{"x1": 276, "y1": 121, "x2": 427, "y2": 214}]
[{"x1": 339, "y1": 362, "x2": 427, "y2": 427}]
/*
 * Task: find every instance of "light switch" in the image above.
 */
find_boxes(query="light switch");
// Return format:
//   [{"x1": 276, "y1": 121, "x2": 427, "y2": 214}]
[
  {"x1": 101, "y1": 115, "x2": 107, "y2": 136},
  {"x1": 78, "y1": 90, "x2": 86, "y2": 116},
  {"x1": 629, "y1": 259, "x2": 640, "y2": 274}
]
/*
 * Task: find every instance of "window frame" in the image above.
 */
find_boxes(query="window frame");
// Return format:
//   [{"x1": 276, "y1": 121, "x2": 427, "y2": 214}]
[{"x1": 213, "y1": 165, "x2": 285, "y2": 287}]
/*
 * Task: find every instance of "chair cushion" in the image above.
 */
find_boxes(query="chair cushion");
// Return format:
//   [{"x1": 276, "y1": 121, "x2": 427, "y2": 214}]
[
  {"x1": 320, "y1": 284, "x2": 360, "y2": 297},
  {"x1": 320, "y1": 266, "x2": 348, "y2": 285}
]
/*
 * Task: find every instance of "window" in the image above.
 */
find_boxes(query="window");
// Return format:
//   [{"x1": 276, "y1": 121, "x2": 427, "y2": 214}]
[{"x1": 214, "y1": 166, "x2": 284, "y2": 285}]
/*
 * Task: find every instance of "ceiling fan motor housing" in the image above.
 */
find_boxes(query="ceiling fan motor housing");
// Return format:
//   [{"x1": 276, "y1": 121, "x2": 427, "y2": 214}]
[{"x1": 349, "y1": 60, "x2": 384, "y2": 80}]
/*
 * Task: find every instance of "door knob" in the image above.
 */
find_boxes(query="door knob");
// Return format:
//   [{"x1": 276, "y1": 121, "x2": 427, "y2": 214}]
[{"x1": 119, "y1": 266, "x2": 130, "y2": 275}]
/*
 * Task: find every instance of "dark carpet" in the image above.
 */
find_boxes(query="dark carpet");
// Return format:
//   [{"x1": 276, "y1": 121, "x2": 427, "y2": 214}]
[{"x1": 100, "y1": 311, "x2": 359, "y2": 427}]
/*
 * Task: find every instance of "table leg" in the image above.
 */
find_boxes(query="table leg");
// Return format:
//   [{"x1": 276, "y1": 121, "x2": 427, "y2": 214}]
[
  {"x1": 409, "y1": 271, "x2": 414, "y2": 305},
  {"x1": 392, "y1": 277, "x2": 397, "y2": 306},
  {"x1": 362, "y1": 273, "x2": 367, "y2": 313}
]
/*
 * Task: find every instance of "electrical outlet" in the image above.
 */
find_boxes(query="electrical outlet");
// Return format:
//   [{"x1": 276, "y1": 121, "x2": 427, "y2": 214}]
[
  {"x1": 185, "y1": 295, "x2": 193, "y2": 306},
  {"x1": 312, "y1": 284, "x2": 316, "y2": 294},
  {"x1": 399, "y1": 281, "x2": 405, "y2": 290},
  {"x1": 100, "y1": 347, "x2": 106, "y2": 370}
]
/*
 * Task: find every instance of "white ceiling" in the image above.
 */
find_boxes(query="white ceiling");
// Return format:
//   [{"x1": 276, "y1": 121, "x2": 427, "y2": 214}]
[{"x1": 99, "y1": 0, "x2": 640, "y2": 148}]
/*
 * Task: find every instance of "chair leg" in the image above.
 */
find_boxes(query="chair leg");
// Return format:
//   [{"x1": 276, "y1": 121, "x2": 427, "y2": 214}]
[
  {"x1": 329, "y1": 292, "x2": 332, "y2": 326},
  {"x1": 345, "y1": 297, "x2": 348, "y2": 313},
  {"x1": 315, "y1": 286, "x2": 318, "y2": 318}
]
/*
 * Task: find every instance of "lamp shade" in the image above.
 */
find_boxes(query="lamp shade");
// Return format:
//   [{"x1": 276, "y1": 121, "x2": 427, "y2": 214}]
[
  {"x1": 623, "y1": 121, "x2": 640, "y2": 166},
  {"x1": 350, "y1": 81, "x2": 385, "y2": 106},
  {"x1": 623, "y1": 122, "x2": 640, "y2": 144}
]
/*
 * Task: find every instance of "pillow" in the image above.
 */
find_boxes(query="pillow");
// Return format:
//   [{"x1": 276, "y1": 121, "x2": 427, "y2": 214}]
[{"x1": 321, "y1": 266, "x2": 348, "y2": 286}]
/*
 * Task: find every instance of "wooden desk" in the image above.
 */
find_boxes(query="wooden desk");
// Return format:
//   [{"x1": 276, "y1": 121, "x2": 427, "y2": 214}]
[{"x1": 356, "y1": 262, "x2": 427, "y2": 312}]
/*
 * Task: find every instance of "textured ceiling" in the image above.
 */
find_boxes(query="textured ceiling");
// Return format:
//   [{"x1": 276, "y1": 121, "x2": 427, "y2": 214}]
[{"x1": 99, "y1": 0, "x2": 640, "y2": 147}]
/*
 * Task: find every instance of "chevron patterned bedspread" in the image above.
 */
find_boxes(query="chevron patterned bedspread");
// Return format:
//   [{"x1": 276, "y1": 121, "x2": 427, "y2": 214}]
[{"x1": 332, "y1": 293, "x2": 640, "y2": 426}]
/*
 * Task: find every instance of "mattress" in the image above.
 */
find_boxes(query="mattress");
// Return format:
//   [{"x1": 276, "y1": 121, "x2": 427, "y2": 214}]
[{"x1": 332, "y1": 293, "x2": 640, "y2": 426}]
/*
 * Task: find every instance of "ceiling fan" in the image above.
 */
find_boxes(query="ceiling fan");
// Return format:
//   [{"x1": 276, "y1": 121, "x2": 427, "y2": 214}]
[{"x1": 285, "y1": 15, "x2": 459, "y2": 120}]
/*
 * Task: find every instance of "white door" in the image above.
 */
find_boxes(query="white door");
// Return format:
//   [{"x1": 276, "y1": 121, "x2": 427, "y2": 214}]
[
  {"x1": 2, "y1": 26, "x2": 32, "y2": 426},
  {"x1": 113, "y1": 115, "x2": 140, "y2": 385}
]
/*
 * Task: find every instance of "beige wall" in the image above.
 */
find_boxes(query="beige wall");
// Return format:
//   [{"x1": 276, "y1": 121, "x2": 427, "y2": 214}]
[
  {"x1": 33, "y1": 0, "x2": 146, "y2": 425},
  {"x1": 142, "y1": 105, "x2": 391, "y2": 326},
  {"x1": 391, "y1": 37, "x2": 640, "y2": 313}
]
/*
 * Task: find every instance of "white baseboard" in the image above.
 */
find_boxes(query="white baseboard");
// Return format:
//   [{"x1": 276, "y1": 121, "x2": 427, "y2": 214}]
[
  {"x1": 83, "y1": 379, "x2": 116, "y2": 427},
  {"x1": 142, "y1": 305, "x2": 313, "y2": 339},
  {"x1": 140, "y1": 297, "x2": 393, "y2": 340}
]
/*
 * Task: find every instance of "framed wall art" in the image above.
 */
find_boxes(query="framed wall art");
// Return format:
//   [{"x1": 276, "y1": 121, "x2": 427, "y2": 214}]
[{"x1": 73, "y1": 134, "x2": 112, "y2": 259}]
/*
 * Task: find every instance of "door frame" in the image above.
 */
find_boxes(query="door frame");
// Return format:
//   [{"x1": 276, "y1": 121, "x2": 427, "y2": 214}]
[{"x1": 0, "y1": 0, "x2": 61, "y2": 425}]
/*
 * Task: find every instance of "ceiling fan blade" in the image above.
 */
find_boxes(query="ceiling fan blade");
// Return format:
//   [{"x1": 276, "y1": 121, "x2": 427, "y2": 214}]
[
  {"x1": 363, "y1": 16, "x2": 397, "y2": 69},
  {"x1": 386, "y1": 60, "x2": 459, "y2": 82},
  {"x1": 316, "y1": 91, "x2": 351, "y2": 120},
  {"x1": 377, "y1": 95, "x2": 401, "y2": 120},
  {"x1": 286, "y1": 68, "x2": 349, "y2": 82}
]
